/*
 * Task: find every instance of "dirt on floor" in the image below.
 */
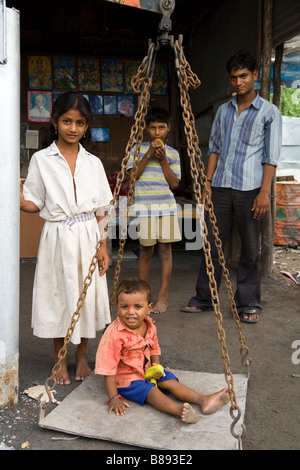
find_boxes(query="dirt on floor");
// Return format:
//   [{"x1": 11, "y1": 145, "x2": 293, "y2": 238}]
[
  {"x1": 0, "y1": 244, "x2": 299, "y2": 451},
  {"x1": 272, "y1": 244, "x2": 300, "y2": 281}
]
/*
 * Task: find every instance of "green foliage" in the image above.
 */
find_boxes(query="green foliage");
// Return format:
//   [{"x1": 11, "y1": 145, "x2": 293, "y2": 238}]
[{"x1": 271, "y1": 86, "x2": 300, "y2": 117}]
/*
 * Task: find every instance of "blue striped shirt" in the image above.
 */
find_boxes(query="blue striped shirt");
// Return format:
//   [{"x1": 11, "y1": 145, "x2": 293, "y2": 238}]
[
  {"x1": 209, "y1": 94, "x2": 282, "y2": 190},
  {"x1": 127, "y1": 142, "x2": 181, "y2": 216}
]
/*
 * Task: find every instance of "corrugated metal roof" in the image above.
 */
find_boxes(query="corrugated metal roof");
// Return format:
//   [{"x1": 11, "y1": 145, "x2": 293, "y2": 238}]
[{"x1": 273, "y1": 0, "x2": 300, "y2": 47}]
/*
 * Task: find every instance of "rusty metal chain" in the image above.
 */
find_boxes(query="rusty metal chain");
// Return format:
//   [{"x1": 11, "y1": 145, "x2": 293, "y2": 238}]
[
  {"x1": 108, "y1": 42, "x2": 157, "y2": 313},
  {"x1": 43, "y1": 234, "x2": 105, "y2": 408},
  {"x1": 41, "y1": 37, "x2": 249, "y2": 444},
  {"x1": 41, "y1": 43, "x2": 157, "y2": 411},
  {"x1": 174, "y1": 39, "x2": 251, "y2": 370},
  {"x1": 174, "y1": 36, "x2": 249, "y2": 442}
]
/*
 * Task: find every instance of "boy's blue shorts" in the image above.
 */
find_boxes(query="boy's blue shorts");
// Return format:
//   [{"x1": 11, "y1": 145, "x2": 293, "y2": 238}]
[{"x1": 117, "y1": 369, "x2": 178, "y2": 406}]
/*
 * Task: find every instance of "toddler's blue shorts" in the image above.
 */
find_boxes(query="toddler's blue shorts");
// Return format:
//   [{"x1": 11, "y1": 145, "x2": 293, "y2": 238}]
[{"x1": 117, "y1": 369, "x2": 178, "y2": 406}]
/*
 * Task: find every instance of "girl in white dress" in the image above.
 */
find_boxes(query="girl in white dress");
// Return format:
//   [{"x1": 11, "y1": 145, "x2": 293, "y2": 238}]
[{"x1": 20, "y1": 93, "x2": 113, "y2": 385}]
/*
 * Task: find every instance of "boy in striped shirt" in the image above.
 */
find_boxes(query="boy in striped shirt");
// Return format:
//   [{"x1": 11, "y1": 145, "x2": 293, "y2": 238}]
[{"x1": 127, "y1": 108, "x2": 181, "y2": 314}]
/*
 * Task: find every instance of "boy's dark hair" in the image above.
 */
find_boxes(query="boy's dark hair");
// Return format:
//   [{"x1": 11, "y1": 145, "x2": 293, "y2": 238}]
[
  {"x1": 226, "y1": 50, "x2": 258, "y2": 74},
  {"x1": 145, "y1": 107, "x2": 171, "y2": 126},
  {"x1": 47, "y1": 92, "x2": 94, "y2": 147},
  {"x1": 116, "y1": 278, "x2": 152, "y2": 304}
]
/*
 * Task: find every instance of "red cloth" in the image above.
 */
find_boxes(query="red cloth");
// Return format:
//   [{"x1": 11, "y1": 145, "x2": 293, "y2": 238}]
[
  {"x1": 108, "y1": 172, "x2": 131, "y2": 197},
  {"x1": 95, "y1": 316, "x2": 161, "y2": 387}
]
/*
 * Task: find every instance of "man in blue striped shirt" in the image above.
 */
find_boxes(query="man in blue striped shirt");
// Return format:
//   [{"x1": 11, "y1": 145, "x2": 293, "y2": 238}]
[{"x1": 182, "y1": 50, "x2": 282, "y2": 323}]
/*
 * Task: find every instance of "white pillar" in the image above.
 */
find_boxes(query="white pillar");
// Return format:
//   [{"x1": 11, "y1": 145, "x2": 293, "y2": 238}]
[{"x1": 0, "y1": 4, "x2": 20, "y2": 408}]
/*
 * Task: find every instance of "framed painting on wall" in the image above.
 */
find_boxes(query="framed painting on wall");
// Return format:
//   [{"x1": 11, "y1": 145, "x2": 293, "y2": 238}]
[
  {"x1": 26, "y1": 130, "x2": 39, "y2": 149},
  {"x1": 103, "y1": 95, "x2": 117, "y2": 115},
  {"x1": 91, "y1": 128, "x2": 110, "y2": 142},
  {"x1": 124, "y1": 60, "x2": 140, "y2": 93},
  {"x1": 152, "y1": 63, "x2": 168, "y2": 95},
  {"x1": 28, "y1": 55, "x2": 52, "y2": 90},
  {"x1": 20, "y1": 123, "x2": 29, "y2": 163},
  {"x1": 101, "y1": 59, "x2": 124, "y2": 92},
  {"x1": 78, "y1": 58, "x2": 101, "y2": 91},
  {"x1": 53, "y1": 57, "x2": 77, "y2": 91},
  {"x1": 28, "y1": 91, "x2": 52, "y2": 122},
  {"x1": 89, "y1": 95, "x2": 103, "y2": 114},
  {"x1": 117, "y1": 95, "x2": 135, "y2": 117}
]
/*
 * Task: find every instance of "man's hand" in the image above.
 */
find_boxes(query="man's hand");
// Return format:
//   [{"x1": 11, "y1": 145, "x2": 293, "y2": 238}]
[
  {"x1": 201, "y1": 182, "x2": 212, "y2": 209},
  {"x1": 252, "y1": 189, "x2": 270, "y2": 220}
]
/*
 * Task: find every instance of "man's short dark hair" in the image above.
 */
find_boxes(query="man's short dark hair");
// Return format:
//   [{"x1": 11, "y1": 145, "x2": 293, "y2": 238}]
[
  {"x1": 145, "y1": 107, "x2": 171, "y2": 125},
  {"x1": 226, "y1": 50, "x2": 258, "y2": 74}
]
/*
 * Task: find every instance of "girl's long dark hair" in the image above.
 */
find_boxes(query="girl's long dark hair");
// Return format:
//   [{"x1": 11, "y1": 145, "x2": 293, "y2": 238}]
[{"x1": 46, "y1": 92, "x2": 94, "y2": 149}]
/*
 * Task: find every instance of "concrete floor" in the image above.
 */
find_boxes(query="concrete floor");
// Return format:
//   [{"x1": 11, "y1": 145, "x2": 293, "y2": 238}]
[{"x1": 1, "y1": 243, "x2": 299, "y2": 451}]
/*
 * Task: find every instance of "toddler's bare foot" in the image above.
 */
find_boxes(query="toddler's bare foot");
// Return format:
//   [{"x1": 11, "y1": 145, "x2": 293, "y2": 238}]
[
  {"x1": 75, "y1": 353, "x2": 91, "y2": 381},
  {"x1": 200, "y1": 387, "x2": 230, "y2": 415},
  {"x1": 181, "y1": 403, "x2": 199, "y2": 424}
]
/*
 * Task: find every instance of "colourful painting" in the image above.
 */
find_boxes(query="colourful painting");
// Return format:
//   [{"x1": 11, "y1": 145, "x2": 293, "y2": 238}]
[
  {"x1": 89, "y1": 95, "x2": 103, "y2": 114},
  {"x1": 28, "y1": 56, "x2": 52, "y2": 90},
  {"x1": 28, "y1": 91, "x2": 52, "y2": 122},
  {"x1": 152, "y1": 63, "x2": 168, "y2": 95},
  {"x1": 105, "y1": 1, "x2": 161, "y2": 13},
  {"x1": 124, "y1": 60, "x2": 168, "y2": 95},
  {"x1": 53, "y1": 57, "x2": 77, "y2": 91},
  {"x1": 107, "y1": 0, "x2": 141, "y2": 7},
  {"x1": 104, "y1": 95, "x2": 117, "y2": 115},
  {"x1": 117, "y1": 95, "x2": 135, "y2": 117},
  {"x1": 78, "y1": 58, "x2": 101, "y2": 91},
  {"x1": 101, "y1": 59, "x2": 124, "y2": 92},
  {"x1": 124, "y1": 60, "x2": 141, "y2": 93},
  {"x1": 91, "y1": 128, "x2": 110, "y2": 142}
]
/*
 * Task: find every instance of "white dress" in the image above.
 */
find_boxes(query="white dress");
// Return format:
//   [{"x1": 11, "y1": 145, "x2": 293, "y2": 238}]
[{"x1": 23, "y1": 142, "x2": 113, "y2": 344}]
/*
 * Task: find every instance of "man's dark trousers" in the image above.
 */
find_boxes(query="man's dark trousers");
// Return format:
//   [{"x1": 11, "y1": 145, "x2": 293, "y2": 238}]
[{"x1": 190, "y1": 187, "x2": 263, "y2": 313}]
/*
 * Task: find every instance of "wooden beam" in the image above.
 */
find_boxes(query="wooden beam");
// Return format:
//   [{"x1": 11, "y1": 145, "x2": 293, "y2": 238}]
[
  {"x1": 260, "y1": 0, "x2": 273, "y2": 100},
  {"x1": 260, "y1": 0, "x2": 274, "y2": 276},
  {"x1": 273, "y1": 43, "x2": 283, "y2": 109}
]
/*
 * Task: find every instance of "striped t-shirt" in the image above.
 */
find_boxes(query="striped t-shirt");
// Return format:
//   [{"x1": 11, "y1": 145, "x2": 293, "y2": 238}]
[
  {"x1": 127, "y1": 142, "x2": 181, "y2": 216},
  {"x1": 209, "y1": 93, "x2": 282, "y2": 191}
]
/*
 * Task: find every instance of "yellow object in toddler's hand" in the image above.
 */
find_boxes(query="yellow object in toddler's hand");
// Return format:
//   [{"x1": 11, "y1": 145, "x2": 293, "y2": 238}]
[
  {"x1": 144, "y1": 364, "x2": 165, "y2": 387},
  {"x1": 156, "y1": 139, "x2": 164, "y2": 146}
]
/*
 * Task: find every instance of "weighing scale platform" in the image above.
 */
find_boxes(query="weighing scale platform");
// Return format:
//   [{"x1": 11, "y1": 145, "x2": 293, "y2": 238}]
[{"x1": 39, "y1": 370, "x2": 248, "y2": 450}]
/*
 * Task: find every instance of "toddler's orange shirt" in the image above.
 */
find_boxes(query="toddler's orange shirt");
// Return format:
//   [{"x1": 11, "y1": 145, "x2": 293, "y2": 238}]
[{"x1": 95, "y1": 316, "x2": 161, "y2": 387}]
